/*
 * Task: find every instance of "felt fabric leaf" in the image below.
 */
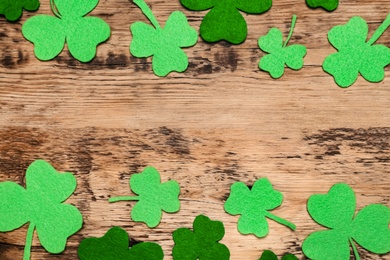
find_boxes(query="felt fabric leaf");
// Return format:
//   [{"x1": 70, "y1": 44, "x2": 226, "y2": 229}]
[
  {"x1": 351, "y1": 204, "x2": 390, "y2": 254},
  {"x1": 323, "y1": 14, "x2": 390, "y2": 88},
  {"x1": 78, "y1": 226, "x2": 164, "y2": 260},
  {"x1": 259, "y1": 15, "x2": 306, "y2": 79},
  {"x1": 54, "y1": 0, "x2": 98, "y2": 17},
  {"x1": 0, "y1": 160, "x2": 82, "y2": 260},
  {"x1": 131, "y1": 22, "x2": 157, "y2": 57},
  {"x1": 66, "y1": 17, "x2": 111, "y2": 62},
  {"x1": 224, "y1": 178, "x2": 296, "y2": 238},
  {"x1": 306, "y1": 0, "x2": 338, "y2": 11},
  {"x1": 22, "y1": 0, "x2": 110, "y2": 62},
  {"x1": 130, "y1": 0, "x2": 197, "y2": 76},
  {"x1": 199, "y1": 6, "x2": 247, "y2": 45},
  {"x1": 172, "y1": 214, "x2": 230, "y2": 260},
  {"x1": 0, "y1": 182, "x2": 28, "y2": 231},
  {"x1": 109, "y1": 166, "x2": 180, "y2": 228},
  {"x1": 302, "y1": 183, "x2": 390, "y2": 260},
  {"x1": 21, "y1": 15, "x2": 65, "y2": 60},
  {"x1": 180, "y1": 0, "x2": 271, "y2": 44},
  {"x1": 259, "y1": 250, "x2": 298, "y2": 260},
  {"x1": 0, "y1": 0, "x2": 39, "y2": 21}
]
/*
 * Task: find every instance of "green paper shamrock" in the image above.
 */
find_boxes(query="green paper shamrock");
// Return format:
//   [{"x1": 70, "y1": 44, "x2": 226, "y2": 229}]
[
  {"x1": 109, "y1": 166, "x2": 180, "y2": 228},
  {"x1": 258, "y1": 15, "x2": 306, "y2": 78},
  {"x1": 0, "y1": 0, "x2": 39, "y2": 21},
  {"x1": 306, "y1": 0, "x2": 338, "y2": 11},
  {"x1": 224, "y1": 178, "x2": 296, "y2": 238},
  {"x1": 130, "y1": 0, "x2": 197, "y2": 77},
  {"x1": 172, "y1": 214, "x2": 230, "y2": 260},
  {"x1": 78, "y1": 226, "x2": 164, "y2": 260},
  {"x1": 259, "y1": 250, "x2": 298, "y2": 260},
  {"x1": 180, "y1": 0, "x2": 272, "y2": 44},
  {"x1": 323, "y1": 14, "x2": 390, "y2": 88},
  {"x1": 22, "y1": 0, "x2": 110, "y2": 62},
  {"x1": 302, "y1": 183, "x2": 390, "y2": 260},
  {"x1": 0, "y1": 160, "x2": 82, "y2": 260}
]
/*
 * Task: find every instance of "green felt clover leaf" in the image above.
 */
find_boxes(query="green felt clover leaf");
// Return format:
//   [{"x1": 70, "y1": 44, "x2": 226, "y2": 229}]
[
  {"x1": 323, "y1": 14, "x2": 390, "y2": 88},
  {"x1": 109, "y1": 166, "x2": 180, "y2": 228},
  {"x1": 306, "y1": 0, "x2": 338, "y2": 11},
  {"x1": 259, "y1": 250, "x2": 298, "y2": 260},
  {"x1": 130, "y1": 0, "x2": 197, "y2": 77},
  {"x1": 180, "y1": 0, "x2": 272, "y2": 44},
  {"x1": 302, "y1": 183, "x2": 390, "y2": 260},
  {"x1": 0, "y1": 160, "x2": 82, "y2": 260},
  {"x1": 22, "y1": 0, "x2": 110, "y2": 62},
  {"x1": 224, "y1": 178, "x2": 296, "y2": 238},
  {"x1": 0, "y1": 0, "x2": 39, "y2": 21},
  {"x1": 78, "y1": 226, "x2": 164, "y2": 260},
  {"x1": 172, "y1": 214, "x2": 230, "y2": 260},
  {"x1": 258, "y1": 15, "x2": 306, "y2": 78}
]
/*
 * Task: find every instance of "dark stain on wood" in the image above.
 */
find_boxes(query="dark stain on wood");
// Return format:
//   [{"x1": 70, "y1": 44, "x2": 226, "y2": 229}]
[
  {"x1": 214, "y1": 48, "x2": 238, "y2": 72},
  {"x1": 16, "y1": 49, "x2": 28, "y2": 65},
  {"x1": 158, "y1": 126, "x2": 191, "y2": 156},
  {"x1": 129, "y1": 55, "x2": 151, "y2": 72},
  {"x1": 188, "y1": 57, "x2": 213, "y2": 75},
  {"x1": 105, "y1": 52, "x2": 129, "y2": 68},
  {"x1": 304, "y1": 127, "x2": 390, "y2": 159},
  {"x1": 129, "y1": 237, "x2": 142, "y2": 247}
]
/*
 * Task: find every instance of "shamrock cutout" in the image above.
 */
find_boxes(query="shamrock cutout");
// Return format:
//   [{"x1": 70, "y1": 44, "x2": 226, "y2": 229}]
[
  {"x1": 180, "y1": 0, "x2": 272, "y2": 44},
  {"x1": 172, "y1": 214, "x2": 230, "y2": 260},
  {"x1": 109, "y1": 166, "x2": 180, "y2": 228},
  {"x1": 0, "y1": 0, "x2": 39, "y2": 21},
  {"x1": 323, "y1": 14, "x2": 390, "y2": 87},
  {"x1": 130, "y1": 0, "x2": 197, "y2": 77},
  {"x1": 0, "y1": 160, "x2": 82, "y2": 260},
  {"x1": 259, "y1": 250, "x2": 298, "y2": 260},
  {"x1": 302, "y1": 183, "x2": 390, "y2": 260},
  {"x1": 78, "y1": 226, "x2": 164, "y2": 260},
  {"x1": 306, "y1": 0, "x2": 338, "y2": 11},
  {"x1": 258, "y1": 15, "x2": 306, "y2": 78},
  {"x1": 22, "y1": 0, "x2": 110, "y2": 62},
  {"x1": 224, "y1": 178, "x2": 296, "y2": 238}
]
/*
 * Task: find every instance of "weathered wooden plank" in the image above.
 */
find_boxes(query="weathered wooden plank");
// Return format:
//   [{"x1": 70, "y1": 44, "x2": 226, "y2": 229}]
[{"x1": 0, "y1": 127, "x2": 389, "y2": 259}]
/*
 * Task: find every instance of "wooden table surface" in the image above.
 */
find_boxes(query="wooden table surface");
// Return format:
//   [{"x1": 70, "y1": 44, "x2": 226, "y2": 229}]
[{"x1": 0, "y1": 0, "x2": 389, "y2": 259}]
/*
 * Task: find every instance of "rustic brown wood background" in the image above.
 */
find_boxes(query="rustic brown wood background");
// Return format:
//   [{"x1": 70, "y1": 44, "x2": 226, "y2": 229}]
[{"x1": 0, "y1": 0, "x2": 390, "y2": 259}]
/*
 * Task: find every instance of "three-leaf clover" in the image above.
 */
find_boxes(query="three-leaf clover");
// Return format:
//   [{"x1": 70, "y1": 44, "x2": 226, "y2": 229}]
[
  {"x1": 258, "y1": 15, "x2": 306, "y2": 78},
  {"x1": 22, "y1": 0, "x2": 110, "y2": 62},
  {"x1": 130, "y1": 0, "x2": 197, "y2": 77},
  {"x1": 323, "y1": 14, "x2": 390, "y2": 88},
  {"x1": 306, "y1": 0, "x2": 338, "y2": 11},
  {"x1": 0, "y1": 160, "x2": 83, "y2": 260},
  {"x1": 180, "y1": 0, "x2": 272, "y2": 44},
  {"x1": 0, "y1": 0, "x2": 39, "y2": 21},
  {"x1": 302, "y1": 183, "x2": 390, "y2": 260},
  {"x1": 259, "y1": 250, "x2": 298, "y2": 260},
  {"x1": 224, "y1": 178, "x2": 296, "y2": 238},
  {"x1": 78, "y1": 226, "x2": 164, "y2": 260},
  {"x1": 109, "y1": 166, "x2": 180, "y2": 228},
  {"x1": 172, "y1": 214, "x2": 230, "y2": 260}
]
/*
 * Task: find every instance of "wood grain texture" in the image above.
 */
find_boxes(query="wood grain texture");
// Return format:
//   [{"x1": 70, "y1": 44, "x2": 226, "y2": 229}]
[{"x1": 0, "y1": 0, "x2": 390, "y2": 259}]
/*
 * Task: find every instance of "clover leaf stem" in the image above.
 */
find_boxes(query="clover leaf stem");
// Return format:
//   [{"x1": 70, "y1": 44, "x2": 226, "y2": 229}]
[
  {"x1": 349, "y1": 238, "x2": 361, "y2": 260},
  {"x1": 50, "y1": 0, "x2": 61, "y2": 18},
  {"x1": 133, "y1": 0, "x2": 161, "y2": 30},
  {"x1": 264, "y1": 212, "x2": 296, "y2": 230},
  {"x1": 23, "y1": 223, "x2": 35, "y2": 260},
  {"x1": 367, "y1": 13, "x2": 390, "y2": 45},
  {"x1": 108, "y1": 196, "x2": 140, "y2": 203},
  {"x1": 283, "y1": 14, "x2": 297, "y2": 47}
]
